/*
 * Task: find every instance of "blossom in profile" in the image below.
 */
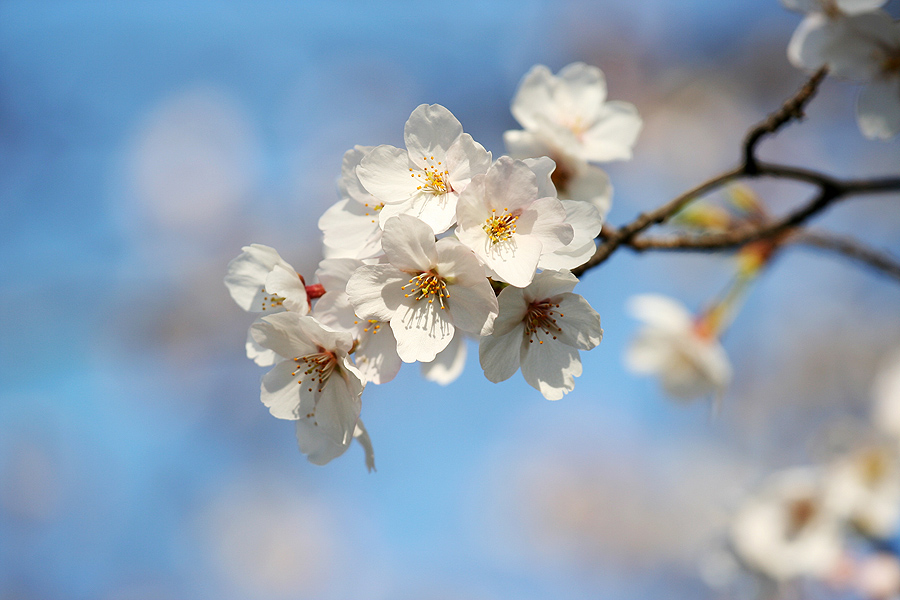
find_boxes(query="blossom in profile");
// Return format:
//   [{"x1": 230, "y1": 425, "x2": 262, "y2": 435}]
[
  {"x1": 479, "y1": 270, "x2": 603, "y2": 400},
  {"x1": 730, "y1": 468, "x2": 844, "y2": 581},
  {"x1": 318, "y1": 146, "x2": 385, "y2": 261},
  {"x1": 625, "y1": 294, "x2": 732, "y2": 401},
  {"x1": 504, "y1": 62, "x2": 640, "y2": 213},
  {"x1": 250, "y1": 312, "x2": 364, "y2": 466},
  {"x1": 225, "y1": 244, "x2": 308, "y2": 314},
  {"x1": 356, "y1": 104, "x2": 491, "y2": 234},
  {"x1": 455, "y1": 156, "x2": 573, "y2": 287},
  {"x1": 346, "y1": 215, "x2": 498, "y2": 363}
]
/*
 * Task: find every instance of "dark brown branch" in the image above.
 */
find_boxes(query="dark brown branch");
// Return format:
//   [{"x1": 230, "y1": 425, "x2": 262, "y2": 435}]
[
  {"x1": 742, "y1": 67, "x2": 828, "y2": 174},
  {"x1": 573, "y1": 66, "x2": 900, "y2": 278}
]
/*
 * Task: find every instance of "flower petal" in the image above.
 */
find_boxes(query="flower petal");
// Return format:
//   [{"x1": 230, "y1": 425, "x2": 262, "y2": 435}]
[
  {"x1": 553, "y1": 292, "x2": 603, "y2": 351},
  {"x1": 404, "y1": 104, "x2": 463, "y2": 162},
  {"x1": 346, "y1": 264, "x2": 408, "y2": 322},
  {"x1": 224, "y1": 244, "x2": 294, "y2": 312},
  {"x1": 479, "y1": 324, "x2": 525, "y2": 383},
  {"x1": 504, "y1": 129, "x2": 554, "y2": 160},
  {"x1": 354, "y1": 319, "x2": 402, "y2": 385},
  {"x1": 356, "y1": 144, "x2": 416, "y2": 204},
  {"x1": 382, "y1": 215, "x2": 438, "y2": 271},
  {"x1": 581, "y1": 100, "x2": 643, "y2": 162},
  {"x1": 525, "y1": 269, "x2": 579, "y2": 302},
  {"x1": 627, "y1": 294, "x2": 693, "y2": 332},
  {"x1": 445, "y1": 133, "x2": 492, "y2": 188},
  {"x1": 390, "y1": 297, "x2": 455, "y2": 363},
  {"x1": 421, "y1": 331, "x2": 468, "y2": 385},
  {"x1": 245, "y1": 324, "x2": 277, "y2": 366},
  {"x1": 520, "y1": 338, "x2": 582, "y2": 400},
  {"x1": 260, "y1": 359, "x2": 306, "y2": 419},
  {"x1": 264, "y1": 265, "x2": 309, "y2": 314},
  {"x1": 445, "y1": 276, "x2": 499, "y2": 336},
  {"x1": 250, "y1": 312, "x2": 319, "y2": 360}
]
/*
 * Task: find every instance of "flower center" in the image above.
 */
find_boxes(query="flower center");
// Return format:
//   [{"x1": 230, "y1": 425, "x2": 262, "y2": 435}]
[
  {"x1": 411, "y1": 156, "x2": 452, "y2": 196},
  {"x1": 292, "y1": 349, "x2": 337, "y2": 400},
  {"x1": 785, "y1": 497, "x2": 818, "y2": 539},
  {"x1": 402, "y1": 271, "x2": 450, "y2": 309},
  {"x1": 483, "y1": 208, "x2": 519, "y2": 245},
  {"x1": 860, "y1": 449, "x2": 890, "y2": 487},
  {"x1": 261, "y1": 288, "x2": 285, "y2": 311},
  {"x1": 524, "y1": 299, "x2": 564, "y2": 344}
]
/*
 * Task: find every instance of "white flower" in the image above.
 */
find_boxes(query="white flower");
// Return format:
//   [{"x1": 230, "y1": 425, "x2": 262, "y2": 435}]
[
  {"x1": 224, "y1": 244, "x2": 308, "y2": 314},
  {"x1": 346, "y1": 214, "x2": 499, "y2": 363},
  {"x1": 826, "y1": 446, "x2": 900, "y2": 539},
  {"x1": 479, "y1": 270, "x2": 602, "y2": 400},
  {"x1": 250, "y1": 312, "x2": 364, "y2": 466},
  {"x1": 356, "y1": 104, "x2": 491, "y2": 234},
  {"x1": 504, "y1": 62, "x2": 639, "y2": 214},
  {"x1": 507, "y1": 63, "x2": 642, "y2": 163},
  {"x1": 730, "y1": 468, "x2": 844, "y2": 581},
  {"x1": 625, "y1": 294, "x2": 732, "y2": 401},
  {"x1": 318, "y1": 146, "x2": 385, "y2": 261},
  {"x1": 312, "y1": 258, "x2": 402, "y2": 385},
  {"x1": 787, "y1": 9, "x2": 900, "y2": 139},
  {"x1": 456, "y1": 157, "x2": 574, "y2": 287},
  {"x1": 421, "y1": 330, "x2": 467, "y2": 386}
]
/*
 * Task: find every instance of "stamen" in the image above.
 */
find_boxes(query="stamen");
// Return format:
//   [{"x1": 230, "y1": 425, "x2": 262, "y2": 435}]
[
  {"x1": 401, "y1": 271, "x2": 450, "y2": 309},
  {"x1": 414, "y1": 158, "x2": 452, "y2": 195},
  {"x1": 290, "y1": 349, "x2": 338, "y2": 396},
  {"x1": 524, "y1": 300, "x2": 563, "y2": 344},
  {"x1": 260, "y1": 288, "x2": 285, "y2": 310},
  {"x1": 482, "y1": 207, "x2": 519, "y2": 245}
]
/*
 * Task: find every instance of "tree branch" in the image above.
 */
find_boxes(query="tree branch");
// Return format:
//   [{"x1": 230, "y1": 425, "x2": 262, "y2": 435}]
[
  {"x1": 573, "y1": 67, "x2": 900, "y2": 278},
  {"x1": 793, "y1": 231, "x2": 900, "y2": 283}
]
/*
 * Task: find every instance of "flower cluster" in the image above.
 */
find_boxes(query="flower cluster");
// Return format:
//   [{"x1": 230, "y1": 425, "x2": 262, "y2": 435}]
[
  {"x1": 784, "y1": 0, "x2": 900, "y2": 139},
  {"x1": 226, "y1": 64, "x2": 636, "y2": 468},
  {"x1": 726, "y1": 350, "x2": 900, "y2": 589}
]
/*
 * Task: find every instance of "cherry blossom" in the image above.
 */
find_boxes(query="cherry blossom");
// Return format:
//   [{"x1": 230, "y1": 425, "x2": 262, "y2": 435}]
[
  {"x1": 225, "y1": 244, "x2": 308, "y2": 314},
  {"x1": 625, "y1": 294, "x2": 732, "y2": 401},
  {"x1": 250, "y1": 312, "x2": 364, "y2": 465},
  {"x1": 456, "y1": 156, "x2": 573, "y2": 287},
  {"x1": 319, "y1": 146, "x2": 385, "y2": 261},
  {"x1": 479, "y1": 270, "x2": 603, "y2": 400},
  {"x1": 346, "y1": 214, "x2": 498, "y2": 363},
  {"x1": 730, "y1": 468, "x2": 844, "y2": 581},
  {"x1": 312, "y1": 258, "x2": 401, "y2": 385},
  {"x1": 356, "y1": 104, "x2": 491, "y2": 234},
  {"x1": 504, "y1": 62, "x2": 640, "y2": 214}
]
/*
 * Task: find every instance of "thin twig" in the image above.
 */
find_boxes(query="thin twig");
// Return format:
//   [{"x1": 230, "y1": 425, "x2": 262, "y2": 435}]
[{"x1": 794, "y1": 230, "x2": 900, "y2": 282}]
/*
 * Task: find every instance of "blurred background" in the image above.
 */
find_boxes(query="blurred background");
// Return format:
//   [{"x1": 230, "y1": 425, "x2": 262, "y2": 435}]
[{"x1": 1, "y1": 1, "x2": 899, "y2": 598}]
